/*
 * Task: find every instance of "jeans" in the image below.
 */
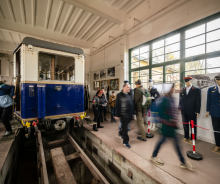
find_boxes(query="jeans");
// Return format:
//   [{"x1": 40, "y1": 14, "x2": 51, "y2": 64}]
[
  {"x1": 152, "y1": 135, "x2": 185, "y2": 164},
  {"x1": 111, "y1": 107, "x2": 115, "y2": 121},
  {"x1": 119, "y1": 118, "x2": 131, "y2": 144},
  {"x1": 0, "y1": 105, "x2": 12, "y2": 131},
  {"x1": 119, "y1": 120, "x2": 130, "y2": 129}
]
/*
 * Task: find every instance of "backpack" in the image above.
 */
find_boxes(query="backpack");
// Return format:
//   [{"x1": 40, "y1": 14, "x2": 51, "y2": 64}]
[{"x1": 138, "y1": 88, "x2": 151, "y2": 109}]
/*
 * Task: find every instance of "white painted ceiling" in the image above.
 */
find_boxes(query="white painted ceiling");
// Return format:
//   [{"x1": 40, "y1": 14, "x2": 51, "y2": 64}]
[{"x1": 0, "y1": 0, "x2": 145, "y2": 53}]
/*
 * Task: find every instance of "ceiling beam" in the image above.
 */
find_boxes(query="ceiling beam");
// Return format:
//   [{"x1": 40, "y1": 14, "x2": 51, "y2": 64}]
[
  {"x1": 0, "y1": 19, "x2": 92, "y2": 49},
  {"x1": 0, "y1": 42, "x2": 15, "y2": 51},
  {"x1": 32, "y1": 0, "x2": 36, "y2": 26},
  {"x1": 19, "y1": 0, "x2": 26, "y2": 24},
  {"x1": 111, "y1": 0, "x2": 118, "y2": 6},
  {"x1": 45, "y1": 0, "x2": 53, "y2": 29},
  {"x1": 53, "y1": 1, "x2": 64, "y2": 31},
  {"x1": 126, "y1": 0, "x2": 144, "y2": 14},
  {"x1": 67, "y1": 9, "x2": 83, "y2": 36},
  {"x1": 0, "y1": 30, "x2": 8, "y2": 44},
  {"x1": 0, "y1": 6, "x2": 5, "y2": 19},
  {"x1": 63, "y1": 0, "x2": 124, "y2": 25},
  {"x1": 9, "y1": 32, "x2": 16, "y2": 45},
  {"x1": 6, "y1": 0, "x2": 15, "y2": 22},
  {"x1": 118, "y1": 0, "x2": 130, "y2": 10},
  {"x1": 60, "y1": 5, "x2": 74, "y2": 34}
]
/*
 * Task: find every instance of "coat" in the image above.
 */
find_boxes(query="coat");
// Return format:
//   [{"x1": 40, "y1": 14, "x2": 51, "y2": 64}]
[
  {"x1": 178, "y1": 85, "x2": 201, "y2": 116},
  {"x1": 207, "y1": 85, "x2": 220, "y2": 118},
  {"x1": 109, "y1": 95, "x2": 116, "y2": 108},
  {"x1": 134, "y1": 86, "x2": 147, "y2": 113}
]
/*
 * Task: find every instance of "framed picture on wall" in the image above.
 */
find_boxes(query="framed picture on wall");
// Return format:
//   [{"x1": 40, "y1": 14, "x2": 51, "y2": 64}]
[
  {"x1": 109, "y1": 79, "x2": 119, "y2": 90},
  {"x1": 107, "y1": 67, "x2": 115, "y2": 77},
  {"x1": 100, "y1": 80, "x2": 108, "y2": 91},
  {"x1": 100, "y1": 69, "x2": 106, "y2": 79},
  {"x1": 94, "y1": 72, "x2": 99, "y2": 80},
  {"x1": 94, "y1": 81, "x2": 100, "y2": 90}
]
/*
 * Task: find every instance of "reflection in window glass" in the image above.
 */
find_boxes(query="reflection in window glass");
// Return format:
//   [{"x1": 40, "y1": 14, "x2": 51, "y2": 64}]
[
  {"x1": 206, "y1": 40, "x2": 220, "y2": 53},
  {"x1": 207, "y1": 57, "x2": 220, "y2": 68},
  {"x1": 152, "y1": 47, "x2": 164, "y2": 57},
  {"x1": 131, "y1": 62, "x2": 139, "y2": 69},
  {"x1": 207, "y1": 18, "x2": 220, "y2": 32},
  {"x1": 185, "y1": 35, "x2": 205, "y2": 48},
  {"x1": 140, "y1": 52, "x2": 149, "y2": 59},
  {"x1": 185, "y1": 70, "x2": 205, "y2": 76},
  {"x1": 166, "y1": 64, "x2": 180, "y2": 73},
  {"x1": 140, "y1": 46, "x2": 149, "y2": 54},
  {"x1": 165, "y1": 34, "x2": 180, "y2": 45},
  {"x1": 166, "y1": 73, "x2": 180, "y2": 81},
  {"x1": 131, "y1": 83, "x2": 135, "y2": 89},
  {"x1": 152, "y1": 75, "x2": 163, "y2": 82},
  {"x1": 140, "y1": 59, "x2": 149, "y2": 67},
  {"x1": 165, "y1": 43, "x2": 180, "y2": 53},
  {"x1": 131, "y1": 77, "x2": 139, "y2": 83},
  {"x1": 140, "y1": 77, "x2": 149, "y2": 83},
  {"x1": 140, "y1": 69, "x2": 149, "y2": 76},
  {"x1": 131, "y1": 71, "x2": 139, "y2": 77},
  {"x1": 185, "y1": 45, "x2": 205, "y2": 57},
  {"x1": 131, "y1": 49, "x2": 139, "y2": 56},
  {"x1": 185, "y1": 24, "x2": 205, "y2": 39},
  {"x1": 165, "y1": 51, "x2": 180, "y2": 61},
  {"x1": 206, "y1": 29, "x2": 220, "y2": 42},
  {"x1": 153, "y1": 40, "x2": 164, "y2": 50},
  {"x1": 152, "y1": 67, "x2": 163, "y2": 75},
  {"x1": 142, "y1": 83, "x2": 149, "y2": 89},
  {"x1": 131, "y1": 56, "x2": 139, "y2": 63},
  {"x1": 185, "y1": 60, "x2": 205, "y2": 71},
  {"x1": 206, "y1": 68, "x2": 220, "y2": 74},
  {"x1": 152, "y1": 55, "x2": 164, "y2": 64}
]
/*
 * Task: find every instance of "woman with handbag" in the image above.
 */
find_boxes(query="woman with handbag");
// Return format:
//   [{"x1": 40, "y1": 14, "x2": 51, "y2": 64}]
[{"x1": 0, "y1": 81, "x2": 15, "y2": 136}]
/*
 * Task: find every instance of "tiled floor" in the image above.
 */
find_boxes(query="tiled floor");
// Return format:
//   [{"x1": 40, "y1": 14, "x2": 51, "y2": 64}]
[{"x1": 85, "y1": 111, "x2": 220, "y2": 184}]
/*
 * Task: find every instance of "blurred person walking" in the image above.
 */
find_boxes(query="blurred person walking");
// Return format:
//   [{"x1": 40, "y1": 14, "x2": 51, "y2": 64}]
[
  {"x1": 109, "y1": 91, "x2": 116, "y2": 122},
  {"x1": 151, "y1": 84, "x2": 195, "y2": 171},
  {"x1": 115, "y1": 83, "x2": 134, "y2": 148},
  {"x1": 92, "y1": 90, "x2": 107, "y2": 131},
  {"x1": 101, "y1": 88, "x2": 108, "y2": 121}
]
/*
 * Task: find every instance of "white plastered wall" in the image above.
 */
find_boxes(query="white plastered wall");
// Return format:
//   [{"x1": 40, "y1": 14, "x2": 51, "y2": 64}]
[{"x1": 0, "y1": 54, "x2": 13, "y2": 85}]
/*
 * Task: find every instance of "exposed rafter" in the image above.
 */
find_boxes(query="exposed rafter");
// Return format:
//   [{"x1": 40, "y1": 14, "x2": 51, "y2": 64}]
[
  {"x1": 118, "y1": 0, "x2": 130, "y2": 10},
  {"x1": 126, "y1": 0, "x2": 144, "y2": 14},
  {"x1": 0, "y1": 30, "x2": 8, "y2": 44},
  {"x1": 111, "y1": 0, "x2": 118, "y2": 6},
  {"x1": 19, "y1": 0, "x2": 26, "y2": 24},
  {"x1": 53, "y1": 1, "x2": 64, "y2": 31},
  {"x1": 32, "y1": 0, "x2": 36, "y2": 26},
  {"x1": 9, "y1": 32, "x2": 16, "y2": 45},
  {"x1": 6, "y1": 0, "x2": 15, "y2": 22},
  {"x1": 0, "y1": 6, "x2": 5, "y2": 19},
  {"x1": 45, "y1": 0, "x2": 53, "y2": 29},
  {"x1": 60, "y1": 5, "x2": 74, "y2": 34}
]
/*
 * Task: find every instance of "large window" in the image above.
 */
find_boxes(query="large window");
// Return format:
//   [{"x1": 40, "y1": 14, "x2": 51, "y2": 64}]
[{"x1": 129, "y1": 13, "x2": 220, "y2": 89}]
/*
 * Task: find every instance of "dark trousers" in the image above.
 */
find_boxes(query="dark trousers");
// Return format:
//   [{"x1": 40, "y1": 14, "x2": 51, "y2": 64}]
[
  {"x1": 182, "y1": 114, "x2": 197, "y2": 140},
  {"x1": 93, "y1": 107, "x2": 103, "y2": 129},
  {"x1": 119, "y1": 118, "x2": 131, "y2": 144},
  {"x1": 152, "y1": 135, "x2": 185, "y2": 164},
  {"x1": 111, "y1": 107, "x2": 115, "y2": 121},
  {"x1": 0, "y1": 105, "x2": 12, "y2": 131},
  {"x1": 211, "y1": 116, "x2": 220, "y2": 147}
]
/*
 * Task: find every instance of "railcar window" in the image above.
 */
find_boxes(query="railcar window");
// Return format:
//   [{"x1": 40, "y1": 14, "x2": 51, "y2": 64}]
[{"x1": 38, "y1": 53, "x2": 75, "y2": 81}]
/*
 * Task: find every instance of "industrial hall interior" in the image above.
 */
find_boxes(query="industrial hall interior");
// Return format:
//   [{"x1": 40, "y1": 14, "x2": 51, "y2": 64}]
[{"x1": 0, "y1": 0, "x2": 220, "y2": 184}]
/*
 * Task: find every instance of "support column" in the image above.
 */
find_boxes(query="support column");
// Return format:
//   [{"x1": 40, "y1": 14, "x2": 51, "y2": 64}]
[{"x1": 51, "y1": 55, "x2": 55, "y2": 80}]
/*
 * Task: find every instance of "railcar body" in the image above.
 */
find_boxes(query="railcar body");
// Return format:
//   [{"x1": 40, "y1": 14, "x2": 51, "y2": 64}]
[{"x1": 13, "y1": 37, "x2": 87, "y2": 137}]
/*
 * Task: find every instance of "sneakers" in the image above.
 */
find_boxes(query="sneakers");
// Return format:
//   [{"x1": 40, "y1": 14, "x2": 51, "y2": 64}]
[
  {"x1": 123, "y1": 143, "x2": 131, "y2": 148},
  {"x1": 104, "y1": 118, "x2": 108, "y2": 121},
  {"x1": 150, "y1": 157, "x2": 164, "y2": 165},
  {"x1": 93, "y1": 127, "x2": 98, "y2": 131},
  {"x1": 180, "y1": 162, "x2": 195, "y2": 171},
  {"x1": 137, "y1": 136, "x2": 147, "y2": 141},
  {"x1": 119, "y1": 128, "x2": 121, "y2": 130},
  {"x1": 183, "y1": 138, "x2": 189, "y2": 142},
  {"x1": 117, "y1": 132, "x2": 123, "y2": 139},
  {"x1": 128, "y1": 128, "x2": 130, "y2": 131},
  {"x1": 3, "y1": 131, "x2": 12, "y2": 137}
]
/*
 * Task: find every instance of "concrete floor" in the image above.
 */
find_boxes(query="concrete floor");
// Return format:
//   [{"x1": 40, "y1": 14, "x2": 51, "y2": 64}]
[{"x1": 85, "y1": 111, "x2": 220, "y2": 184}]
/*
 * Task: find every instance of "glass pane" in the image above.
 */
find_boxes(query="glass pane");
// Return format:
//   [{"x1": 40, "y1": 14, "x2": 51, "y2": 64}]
[
  {"x1": 131, "y1": 83, "x2": 135, "y2": 89},
  {"x1": 131, "y1": 49, "x2": 139, "y2": 56},
  {"x1": 131, "y1": 56, "x2": 139, "y2": 63},
  {"x1": 140, "y1": 52, "x2": 149, "y2": 59},
  {"x1": 206, "y1": 68, "x2": 220, "y2": 74},
  {"x1": 185, "y1": 70, "x2": 205, "y2": 76},
  {"x1": 152, "y1": 67, "x2": 163, "y2": 75},
  {"x1": 140, "y1": 59, "x2": 149, "y2": 67},
  {"x1": 140, "y1": 69, "x2": 149, "y2": 76},
  {"x1": 152, "y1": 75, "x2": 163, "y2": 82},
  {"x1": 153, "y1": 47, "x2": 164, "y2": 57},
  {"x1": 165, "y1": 51, "x2": 180, "y2": 61},
  {"x1": 207, "y1": 18, "x2": 220, "y2": 32},
  {"x1": 206, "y1": 40, "x2": 220, "y2": 53},
  {"x1": 166, "y1": 73, "x2": 180, "y2": 82},
  {"x1": 185, "y1": 60, "x2": 205, "y2": 71},
  {"x1": 131, "y1": 71, "x2": 139, "y2": 77},
  {"x1": 140, "y1": 45, "x2": 149, "y2": 54},
  {"x1": 153, "y1": 40, "x2": 164, "y2": 50},
  {"x1": 185, "y1": 45, "x2": 205, "y2": 57},
  {"x1": 185, "y1": 34, "x2": 205, "y2": 48},
  {"x1": 165, "y1": 34, "x2": 180, "y2": 45},
  {"x1": 185, "y1": 24, "x2": 205, "y2": 39},
  {"x1": 131, "y1": 62, "x2": 139, "y2": 69},
  {"x1": 207, "y1": 29, "x2": 220, "y2": 42},
  {"x1": 166, "y1": 64, "x2": 180, "y2": 73},
  {"x1": 152, "y1": 55, "x2": 164, "y2": 64},
  {"x1": 140, "y1": 76, "x2": 149, "y2": 83},
  {"x1": 142, "y1": 83, "x2": 149, "y2": 89},
  {"x1": 131, "y1": 77, "x2": 139, "y2": 83},
  {"x1": 165, "y1": 43, "x2": 180, "y2": 53},
  {"x1": 207, "y1": 57, "x2": 220, "y2": 68}
]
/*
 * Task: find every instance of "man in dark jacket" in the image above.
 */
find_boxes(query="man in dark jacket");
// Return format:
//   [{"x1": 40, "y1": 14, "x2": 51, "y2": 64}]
[
  {"x1": 134, "y1": 79, "x2": 147, "y2": 141},
  {"x1": 115, "y1": 83, "x2": 134, "y2": 148},
  {"x1": 178, "y1": 77, "x2": 201, "y2": 143}
]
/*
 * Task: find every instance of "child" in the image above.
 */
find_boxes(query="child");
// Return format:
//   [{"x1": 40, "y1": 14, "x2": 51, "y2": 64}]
[{"x1": 109, "y1": 91, "x2": 116, "y2": 122}]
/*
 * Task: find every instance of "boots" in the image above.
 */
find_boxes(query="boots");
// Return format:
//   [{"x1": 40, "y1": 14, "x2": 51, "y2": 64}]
[{"x1": 93, "y1": 125, "x2": 98, "y2": 131}]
